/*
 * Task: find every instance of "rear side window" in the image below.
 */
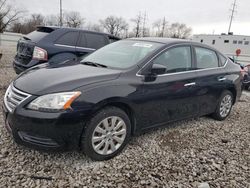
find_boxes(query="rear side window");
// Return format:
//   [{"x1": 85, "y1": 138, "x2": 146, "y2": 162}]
[
  {"x1": 25, "y1": 31, "x2": 50, "y2": 42},
  {"x1": 219, "y1": 54, "x2": 227, "y2": 66},
  {"x1": 55, "y1": 32, "x2": 78, "y2": 46},
  {"x1": 85, "y1": 33, "x2": 107, "y2": 49},
  {"x1": 195, "y1": 47, "x2": 219, "y2": 69}
]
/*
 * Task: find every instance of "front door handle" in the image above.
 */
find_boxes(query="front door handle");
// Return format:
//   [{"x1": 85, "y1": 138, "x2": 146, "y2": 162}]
[
  {"x1": 184, "y1": 82, "x2": 196, "y2": 87},
  {"x1": 218, "y1": 77, "x2": 226, "y2": 81}
]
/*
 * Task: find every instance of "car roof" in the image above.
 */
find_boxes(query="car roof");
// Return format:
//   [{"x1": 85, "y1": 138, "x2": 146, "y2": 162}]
[
  {"x1": 36, "y1": 26, "x2": 120, "y2": 39},
  {"x1": 128, "y1": 37, "x2": 221, "y2": 52},
  {"x1": 129, "y1": 37, "x2": 189, "y2": 44}
]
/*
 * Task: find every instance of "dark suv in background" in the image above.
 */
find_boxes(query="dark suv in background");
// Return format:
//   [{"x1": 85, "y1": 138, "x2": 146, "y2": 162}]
[{"x1": 13, "y1": 26, "x2": 120, "y2": 74}]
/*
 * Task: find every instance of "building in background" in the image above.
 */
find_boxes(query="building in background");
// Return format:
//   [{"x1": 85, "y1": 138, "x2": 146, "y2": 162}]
[{"x1": 191, "y1": 33, "x2": 250, "y2": 66}]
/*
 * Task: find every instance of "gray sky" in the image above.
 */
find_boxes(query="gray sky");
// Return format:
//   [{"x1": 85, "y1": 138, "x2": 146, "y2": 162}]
[{"x1": 12, "y1": 0, "x2": 250, "y2": 35}]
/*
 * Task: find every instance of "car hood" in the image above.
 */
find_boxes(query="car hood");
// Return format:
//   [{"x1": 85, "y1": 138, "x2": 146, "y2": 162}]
[{"x1": 14, "y1": 62, "x2": 121, "y2": 95}]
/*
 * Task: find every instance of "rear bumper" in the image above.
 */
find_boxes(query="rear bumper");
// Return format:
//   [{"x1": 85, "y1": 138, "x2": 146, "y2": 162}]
[
  {"x1": 2, "y1": 102, "x2": 87, "y2": 151},
  {"x1": 13, "y1": 59, "x2": 42, "y2": 74},
  {"x1": 13, "y1": 60, "x2": 26, "y2": 74}
]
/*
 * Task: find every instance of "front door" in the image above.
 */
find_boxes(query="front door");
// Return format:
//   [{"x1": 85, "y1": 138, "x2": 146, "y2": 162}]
[{"x1": 138, "y1": 45, "x2": 200, "y2": 130}]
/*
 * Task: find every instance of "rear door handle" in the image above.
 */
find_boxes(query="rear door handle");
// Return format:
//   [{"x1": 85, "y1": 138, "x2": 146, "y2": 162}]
[
  {"x1": 184, "y1": 82, "x2": 196, "y2": 87},
  {"x1": 218, "y1": 77, "x2": 226, "y2": 81}
]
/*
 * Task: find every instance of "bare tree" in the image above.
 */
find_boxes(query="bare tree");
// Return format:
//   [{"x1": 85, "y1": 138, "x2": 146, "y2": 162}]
[
  {"x1": 45, "y1": 14, "x2": 60, "y2": 26},
  {"x1": 64, "y1": 11, "x2": 84, "y2": 28},
  {"x1": 86, "y1": 23, "x2": 103, "y2": 32},
  {"x1": 131, "y1": 12, "x2": 143, "y2": 37},
  {"x1": 141, "y1": 11, "x2": 150, "y2": 37},
  {"x1": 10, "y1": 14, "x2": 45, "y2": 34},
  {"x1": 168, "y1": 23, "x2": 192, "y2": 39},
  {"x1": 153, "y1": 17, "x2": 168, "y2": 37},
  {"x1": 0, "y1": 0, "x2": 24, "y2": 32},
  {"x1": 160, "y1": 17, "x2": 168, "y2": 37},
  {"x1": 152, "y1": 19, "x2": 161, "y2": 36},
  {"x1": 100, "y1": 16, "x2": 128, "y2": 37}
]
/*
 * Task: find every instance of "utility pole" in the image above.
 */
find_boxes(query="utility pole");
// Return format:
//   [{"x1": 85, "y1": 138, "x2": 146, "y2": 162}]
[
  {"x1": 160, "y1": 17, "x2": 166, "y2": 37},
  {"x1": 142, "y1": 11, "x2": 147, "y2": 37},
  {"x1": 59, "y1": 0, "x2": 63, "y2": 27},
  {"x1": 228, "y1": 0, "x2": 237, "y2": 34}
]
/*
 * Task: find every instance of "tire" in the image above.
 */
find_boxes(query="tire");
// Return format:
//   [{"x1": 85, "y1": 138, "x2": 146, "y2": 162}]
[
  {"x1": 81, "y1": 107, "x2": 131, "y2": 161},
  {"x1": 247, "y1": 85, "x2": 250, "y2": 91},
  {"x1": 212, "y1": 90, "x2": 233, "y2": 121}
]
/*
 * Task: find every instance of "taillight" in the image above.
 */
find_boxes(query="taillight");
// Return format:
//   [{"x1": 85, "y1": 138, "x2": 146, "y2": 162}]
[
  {"x1": 240, "y1": 69, "x2": 247, "y2": 77},
  {"x1": 32, "y1": 46, "x2": 48, "y2": 61}
]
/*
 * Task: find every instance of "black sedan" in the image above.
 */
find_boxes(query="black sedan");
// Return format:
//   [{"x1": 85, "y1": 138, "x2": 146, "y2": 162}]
[{"x1": 3, "y1": 38, "x2": 242, "y2": 160}]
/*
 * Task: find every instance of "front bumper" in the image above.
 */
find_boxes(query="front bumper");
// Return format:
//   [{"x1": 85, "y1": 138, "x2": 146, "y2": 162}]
[{"x1": 2, "y1": 102, "x2": 87, "y2": 151}]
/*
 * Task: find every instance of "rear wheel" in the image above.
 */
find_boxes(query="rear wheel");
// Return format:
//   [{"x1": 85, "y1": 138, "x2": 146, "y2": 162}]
[
  {"x1": 212, "y1": 90, "x2": 233, "y2": 121},
  {"x1": 81, "y1": 107, "x2": 131, "y2": 161}
]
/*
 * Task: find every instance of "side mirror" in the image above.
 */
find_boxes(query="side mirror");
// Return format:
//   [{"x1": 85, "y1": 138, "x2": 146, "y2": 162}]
[{"x1": 151, "y1": 64, "x2": 167, "y2": 75}]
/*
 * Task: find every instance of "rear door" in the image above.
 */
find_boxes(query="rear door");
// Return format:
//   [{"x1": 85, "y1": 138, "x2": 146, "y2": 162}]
[
  {"x1": 75, "y1": 32, "x2": 95, "y2": 59},
  {"x1": 75, "y1": 32, "x2": 108, "y2": 60},
  {"x1": 193, "y1": 46, "x2": 228, "y2": 116},
  {"x1": 85, "y1": 32, "x2": 109, "y2": 49},
  {"x1": 54, "y1": 31, "x2": 79, "y2": 56}
]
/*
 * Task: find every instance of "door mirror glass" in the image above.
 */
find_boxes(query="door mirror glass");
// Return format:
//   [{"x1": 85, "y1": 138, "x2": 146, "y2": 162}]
[{"x1": 151, "y1": 64, "x2": 167, "y2": 75}]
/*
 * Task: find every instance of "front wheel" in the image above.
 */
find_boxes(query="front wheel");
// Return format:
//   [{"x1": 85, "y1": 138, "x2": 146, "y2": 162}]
[
  {"x1": 81, "y1": 107, "x2": 131, "y2": 161},
  {"x1": 212, "y1": 90, "x2": 233, "y2": 121}
]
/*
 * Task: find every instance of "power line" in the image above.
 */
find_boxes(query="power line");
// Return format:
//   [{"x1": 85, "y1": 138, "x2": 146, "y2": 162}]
[{"x1": 228, "y1": 0, "x2": 237, "y2": 34}]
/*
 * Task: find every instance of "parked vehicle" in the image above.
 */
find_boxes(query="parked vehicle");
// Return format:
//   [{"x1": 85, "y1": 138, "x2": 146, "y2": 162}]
[
  {"x1": 3, "y1": 38, "x2": 242, "y2": 160},
  {"x1": 243, "y1": 65, "x2": 250, "y2": 90},
  {"x1": 229, "y1": 57, "x2": 250, "y2": 90},
  {"x1": 13, "y1": 26, "x2": 120, "y2": 74}
]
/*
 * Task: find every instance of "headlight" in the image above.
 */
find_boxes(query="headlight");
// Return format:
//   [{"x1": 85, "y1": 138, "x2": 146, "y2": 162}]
[{"x1": 27, "y1": 92, "x2": 81, "y2": 112}]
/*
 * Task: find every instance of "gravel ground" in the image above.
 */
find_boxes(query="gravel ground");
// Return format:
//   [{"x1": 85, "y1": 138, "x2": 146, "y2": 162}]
[{"x1": 0, "y1": 47, "x2": 249, "y2": 187}]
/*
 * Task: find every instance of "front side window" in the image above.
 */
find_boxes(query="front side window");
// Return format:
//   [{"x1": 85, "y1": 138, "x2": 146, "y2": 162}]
[
  {"x1": 55, "y1": 32, "x2": 78, "y2": 46},
  {"x1": 153, "y1": 46, "x2": 192, "y2": 74},
  {"x1": 82, "y1": 40, "x2": 163, "y2": 69},
  {"x1": 195, "y1": 47, "x2": 219, "y2": 69}
]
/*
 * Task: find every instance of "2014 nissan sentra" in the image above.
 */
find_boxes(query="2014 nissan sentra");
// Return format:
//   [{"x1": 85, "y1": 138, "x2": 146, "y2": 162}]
[{"x1": 2, "y1": 38, "x2": 242, "y2": 160}]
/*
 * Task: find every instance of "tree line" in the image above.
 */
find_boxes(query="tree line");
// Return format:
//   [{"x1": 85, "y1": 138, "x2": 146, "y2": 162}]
[{"x1": 0, "y1": 0, "x2": 192, "y2": 39}]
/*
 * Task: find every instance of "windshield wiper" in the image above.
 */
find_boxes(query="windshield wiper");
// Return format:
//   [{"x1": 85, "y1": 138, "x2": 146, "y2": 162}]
[{"x1": 81, "y1": 61, "x2": 107, "y2": 68}]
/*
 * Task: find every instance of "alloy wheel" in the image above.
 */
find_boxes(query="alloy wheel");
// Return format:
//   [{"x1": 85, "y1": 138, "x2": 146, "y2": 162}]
[
  {"x1": 91, "y1": 116, "x2": 127, "y2": 155},
  {"x1": 219, "y1": 95, "x2": 232, "y2": 118}
]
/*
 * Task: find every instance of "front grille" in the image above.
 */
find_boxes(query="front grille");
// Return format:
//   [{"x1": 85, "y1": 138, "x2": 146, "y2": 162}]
[{"x1": 4, "y1": 84, "x2": 31, "y2": 113}]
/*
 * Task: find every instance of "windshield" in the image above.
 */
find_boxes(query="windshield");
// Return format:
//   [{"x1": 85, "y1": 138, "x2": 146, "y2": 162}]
[{"x1": 81, "y1": 40, "x2": 163, "y2": 69}]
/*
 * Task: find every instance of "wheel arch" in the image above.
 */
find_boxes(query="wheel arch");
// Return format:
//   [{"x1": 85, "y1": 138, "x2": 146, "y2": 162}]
[
  {"x1": 90, "y1": 97, "x2": 137, "y2": 135},
  {"x1": 226, "y1": 86, "x2": 237, "y2": 104}
]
